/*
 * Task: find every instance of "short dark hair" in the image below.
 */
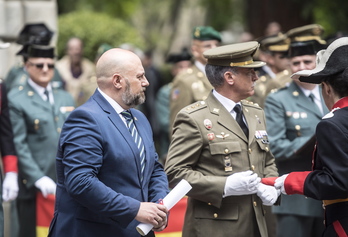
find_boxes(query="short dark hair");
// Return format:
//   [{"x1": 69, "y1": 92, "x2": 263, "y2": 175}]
[
  {"x1": 322, "y1": 67, "x2": 348, "y2": 98},
  {"x1": 205, "y1": 64, "x2": 238, "y2": 88}
]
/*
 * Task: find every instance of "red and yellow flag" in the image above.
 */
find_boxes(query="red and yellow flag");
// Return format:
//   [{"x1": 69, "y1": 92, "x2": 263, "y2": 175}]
[
  {"x1": 36, "y1": 192, "x2": 55, "y2": 237},
  {"x1": 155, "y1": 197, "x2": 187, "y2": 237}
]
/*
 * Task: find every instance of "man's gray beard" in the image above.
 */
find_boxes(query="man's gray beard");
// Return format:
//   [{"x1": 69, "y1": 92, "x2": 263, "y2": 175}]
[{"x1": 122, "y1": 79, "x2": 146, "y2": 108}]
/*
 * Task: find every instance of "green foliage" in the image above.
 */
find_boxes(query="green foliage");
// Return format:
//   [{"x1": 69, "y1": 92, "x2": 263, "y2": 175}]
[{"x1": 57, "y1": 10, "x2": 145, "y2": 61}]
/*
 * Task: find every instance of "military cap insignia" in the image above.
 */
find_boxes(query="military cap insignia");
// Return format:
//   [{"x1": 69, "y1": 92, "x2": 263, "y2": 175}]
[
  {"x1": 204, "y1": 119, "x2": 212, "y2": 130},
  {"x1": 194, "y1": 28, "x2": 200, "y2": 38}
]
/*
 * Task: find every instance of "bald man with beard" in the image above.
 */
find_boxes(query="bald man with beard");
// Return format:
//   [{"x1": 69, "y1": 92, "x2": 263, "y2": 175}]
[{"x1": 48, "y1": 48, "x2": 169, "y2": 237}]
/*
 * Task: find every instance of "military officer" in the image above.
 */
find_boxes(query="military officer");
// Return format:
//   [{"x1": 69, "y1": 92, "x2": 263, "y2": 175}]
[
  {"x1": 264, "y1": 24, "x2": 328, "y2": 237},
  {"x1": 249, "y1": 33, "x2": 291, "y2": 108},
  {"x1": 5, "y1": 23, "x2": 65, "y2": 92},
  {"x1": 169, "y1": 26, "x2": 221, "y2": 132},
  {"x1": 165, "y1": 41, "x2": 279, "y2": 237},
  {"x1": 8, "y1": 45, "x2": 75, "y2": 237}
]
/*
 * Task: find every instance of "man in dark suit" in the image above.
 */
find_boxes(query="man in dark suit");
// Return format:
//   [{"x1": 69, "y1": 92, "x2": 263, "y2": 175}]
[
  {"x1": 275, "y1": 37, "x2": 348, "y2": 237},
  {"x1": 8, "y1": 45, "x2": 75, "y2": 237},
  {"x1": 48, "y1": 48, "x2": 169, "y2": 237},
  {"x1": 165, "y1": 41, "x2": 279, "y2": 237}
]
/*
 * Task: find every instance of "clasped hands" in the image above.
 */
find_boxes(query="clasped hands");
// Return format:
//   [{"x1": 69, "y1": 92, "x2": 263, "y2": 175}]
[{"x1": 224, "y1": 170, "x2": 280, "y2": 206}]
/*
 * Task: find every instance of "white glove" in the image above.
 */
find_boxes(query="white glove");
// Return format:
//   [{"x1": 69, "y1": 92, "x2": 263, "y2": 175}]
[
  {"x1": 257, "y1": 183, "x2": 280, "y2": 206},
  {"x1": 224, "y1": 170, "x2": 261, "y2": 197},
  {"x1": 2, "y1": 172, "x2": 19, "y2": 202},
  {"x1": 274, "y1": 174, "x2": 289, "y2": 195},
  {"x1": 35, "y1": 176, "x2": 56, "y2": 198}
]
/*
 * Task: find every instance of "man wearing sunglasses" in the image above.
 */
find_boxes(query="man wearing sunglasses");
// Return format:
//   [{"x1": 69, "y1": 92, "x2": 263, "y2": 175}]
[{"x1": 7, "y1": 44, "x2": 75, "y2": 237}]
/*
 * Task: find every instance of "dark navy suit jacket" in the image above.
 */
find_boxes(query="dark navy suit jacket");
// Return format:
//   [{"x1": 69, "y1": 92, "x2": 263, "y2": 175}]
[{"x1": 48, "y1": 89, "x2": 169, "y2": 237}]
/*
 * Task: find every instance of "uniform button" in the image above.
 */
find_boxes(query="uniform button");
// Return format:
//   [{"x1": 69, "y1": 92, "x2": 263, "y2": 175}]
[
  {"x1": 224, "y1": 149, "x2": 229, "y2": 154},
  {"x1": 57, "y1": 128, "x2": 62, "y2": 133},
  {"x1": 213, "y1": 213, "x2": 218, "y2": 218},
  {"x1": 251, "y1": 165, "x2": 255, "y2": 171},
  {"x1": 55, "y1": 116, "x2": 59, "y2": 122},
  {"x1": 23, "y1": 179, "x2": 27, "y2": 184},
  {"x1": 208, "y1": 203, "x2": 212, "y2": 205},
  {"x1": 248, "y1": 148, "x2": 252, "y2": 154},
  {"x1": 253, "y1": 201, "x2": 257, "y2": 207},
  {"x1": 265, "y1": 147, "x2": 269, "y2": 152}
]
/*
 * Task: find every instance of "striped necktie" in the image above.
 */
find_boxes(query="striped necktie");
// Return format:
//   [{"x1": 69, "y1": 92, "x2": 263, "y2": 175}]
[{"x1": 121, "y1": 110, "x2": 145, "y2": 182}]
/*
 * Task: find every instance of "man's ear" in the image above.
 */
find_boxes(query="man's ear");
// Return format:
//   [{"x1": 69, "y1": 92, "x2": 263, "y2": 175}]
[
  {"x1": 113, "y1": 74, "x2": 122, "y2": 89},
  {"x1": 224, "y1": 71, "x2": 234, "y2": 85},
  {"x1": 322, "y1": 81, "x2": 331, "y2": 96}
]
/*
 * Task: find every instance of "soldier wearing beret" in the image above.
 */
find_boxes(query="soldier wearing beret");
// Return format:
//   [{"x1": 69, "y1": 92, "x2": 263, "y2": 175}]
[
  {"x1": 249, "y1": 33, "x2": 292, "y2": 108},
  {"x1": 275, "y1": 36, "x2": 348, "y2": 237},
  {"x1": 5, "y1": 23, "x2": 65, "y2": 93},
  {"x1": 165, "y1": 41, "x2": 279, "y2": 237},
  {"x1": 169, "y1": 26, "x2": 221, "y2": 133},
  {"x1": 8, "y1": 45, "x2": 75, "y2": 237},
  {"x1": 264, "y1": 24, "x2": 328, "y2": 236}
]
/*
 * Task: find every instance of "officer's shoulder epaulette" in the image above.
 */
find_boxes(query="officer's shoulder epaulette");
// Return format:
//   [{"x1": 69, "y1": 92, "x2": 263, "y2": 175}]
[
  {"x1": 182, "y1": 100, "x2": 207, "y2": 114},
  {"x1": 241, "y1": 99, "x2": 262, "y2": 110},
  {"x1": 270, "y1": 85, "x2": 287, "y2": 94}
]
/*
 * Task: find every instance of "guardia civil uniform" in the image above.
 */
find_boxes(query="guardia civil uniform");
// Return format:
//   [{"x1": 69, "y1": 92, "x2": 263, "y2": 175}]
[
  {"x1": 8, "y1": 45, "x2": 75, "y2": 237},
  {"x1": 165, "y1": 41, "x2": 279, "y2": 237},
  {"x1": 264, "y1": 24, "x2": 328, "y2": 237}
]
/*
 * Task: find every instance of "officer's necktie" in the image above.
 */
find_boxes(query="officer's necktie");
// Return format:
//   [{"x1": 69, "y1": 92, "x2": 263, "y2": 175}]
[
  {"x1": 309, "y1": 93, "x2": 322, "y2": 115},
  {"x1": 121, "y1": 110, "x2": 145, "y2": 182},
  {"x1": 233, "y1": 104, "x2": 249, "y2": 137},
  {"x1": 44, "y1": 89, "x2": 50, "y2": 104}
]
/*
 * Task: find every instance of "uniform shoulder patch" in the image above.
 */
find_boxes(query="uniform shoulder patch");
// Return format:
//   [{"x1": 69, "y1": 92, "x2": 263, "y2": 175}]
[{"x1": 182, "y1": 101, "x2": 207, "y2": 114}]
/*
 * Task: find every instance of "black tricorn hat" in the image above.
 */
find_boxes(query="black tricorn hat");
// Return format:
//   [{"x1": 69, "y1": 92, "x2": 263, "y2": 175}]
[
  {"x1": 291, "y1": 37, "x2": 348, "y2": 83},
  {"x1": 16, "y1": 23, "x2": 53, "y2": 45},
  {"x1": 166, "y1": 47, "x2": 192, "y2": 64},
  {"x1": 27, "y1": 45, "x2": 55, "y2": 58}
]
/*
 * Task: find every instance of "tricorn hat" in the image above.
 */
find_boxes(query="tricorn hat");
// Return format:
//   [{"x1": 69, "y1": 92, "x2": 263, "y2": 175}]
[
  {"x1": 16, "y1": 23, "x2": 53, "y2": 45},
  {"x1": 203, "y1": 41, "x2": 266, "y2": 68},
  {"x1": 291, "y1": 37, "x2": 348, "y2": 83},
  {"x1": 27, "y1": 45, "x2": 55, "y2": 58},
  {"x1": 166, "y1": 47, "x2": 192, "y2": 64}
]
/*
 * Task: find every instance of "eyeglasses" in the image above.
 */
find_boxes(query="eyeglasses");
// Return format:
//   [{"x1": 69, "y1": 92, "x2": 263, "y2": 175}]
[{"x1": 28, "y1": 61, "x2": 55, "y2": 70}]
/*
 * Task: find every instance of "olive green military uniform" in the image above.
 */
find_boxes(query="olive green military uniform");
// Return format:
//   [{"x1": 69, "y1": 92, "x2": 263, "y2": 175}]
[
  {"x1": 165, "y1": 92, "x2": 278, "y2": 237},
  {"x1": 8, "y1": 82, "x2": 74, "y2": 237},
  {"x1": 250, "y1": 69, "x2": 292, "y2": 107},
  {"x1": 169, "y1": 65, "x2": 213, "y2": 128}
]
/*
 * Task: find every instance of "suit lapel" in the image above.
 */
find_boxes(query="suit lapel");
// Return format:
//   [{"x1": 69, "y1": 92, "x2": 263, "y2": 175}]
[{"x1": 93, "y1": 91, "x2": 143, "y2": 181}]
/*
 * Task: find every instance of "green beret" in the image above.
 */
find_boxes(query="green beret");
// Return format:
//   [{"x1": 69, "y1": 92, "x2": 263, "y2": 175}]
[
  {"x1": 192, "y1": 26, "x2": 222, "y2": 42},
  {"x1": 203, "y1": 41, "x2": 265, "y2": 68}
]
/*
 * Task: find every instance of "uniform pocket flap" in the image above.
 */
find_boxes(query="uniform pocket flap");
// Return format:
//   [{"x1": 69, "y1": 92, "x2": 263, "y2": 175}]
[
  {"x1": 209, "y1": 141, "x2": 241, "y2": 155},
  {"x1": 195, "y1": 201, "x2": 239, "y2": 220}
]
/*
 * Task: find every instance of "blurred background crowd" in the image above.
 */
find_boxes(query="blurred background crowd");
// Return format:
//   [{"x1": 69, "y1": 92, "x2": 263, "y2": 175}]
[{"x1": 1, "y1": 0, "x2": 348, "y2": 237}]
